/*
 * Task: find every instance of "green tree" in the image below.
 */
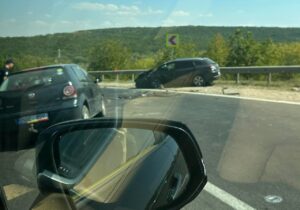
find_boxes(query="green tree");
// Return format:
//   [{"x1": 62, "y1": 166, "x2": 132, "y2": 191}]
[
  {"x1": 154, "y1": 48, "x2": 174, "y2": 66},
  {"x1": 0, "y1": 56, "x2": 6, "y2": 68},
  {"x1": 279, "y1": 42, "x2": 300, "y2": 65},
  {"x1": 176, "y1": 43, "x2": 200, "y2": 58},
  {"x1": 88, "y1": 40, "x2": 131, "y2": 71},
  {"x1": 154, "y1": 43, "x2": 200, "y2": 66},
  {"x1": 72, "y1": 56, "x2": 88, "y2": 67},
  {"x1": 206, "y1": 34, "x2": 229, "y2": 66},
  {"x1": 227, "y1": 29, "x2": 260, "y2": 66},
  {"x1": 14, "y1": 55, "x2": 54, "y2": 70},
  {"x1": 256, "y1": 39, "x2": 282, "y2": 66},
  {"x1": 275, "y1": 42, "x2": 300, "y2": 80},
  {"x1": 130, "y1": 56, "x2": 156, "y2": 69}
]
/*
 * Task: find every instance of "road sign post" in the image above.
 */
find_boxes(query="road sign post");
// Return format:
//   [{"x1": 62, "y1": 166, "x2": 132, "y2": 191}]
[{"x1": 166, "y1": 34, "x2": 179, "y2": 60}]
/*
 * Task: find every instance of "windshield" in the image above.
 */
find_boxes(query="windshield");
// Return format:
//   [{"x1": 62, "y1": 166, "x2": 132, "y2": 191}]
[
  {"x1": 204, "y1": 58, "x2": 216, "y2": 65},
  {"x1": 0, "y1": 68, "x2": 67, "y2": 92},
  {"x1": 1, "y1": 1, "x2": 300, "y2": 210}
]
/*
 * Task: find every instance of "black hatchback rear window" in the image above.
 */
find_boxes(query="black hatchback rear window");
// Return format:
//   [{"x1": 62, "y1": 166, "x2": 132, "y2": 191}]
[{"x1": 0, "y1": 67, "x2": 68, "y2": 92}]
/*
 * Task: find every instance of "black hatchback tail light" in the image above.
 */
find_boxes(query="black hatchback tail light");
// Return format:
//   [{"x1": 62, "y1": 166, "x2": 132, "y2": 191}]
[{"x1": 63, "y1": 85, "x2": 77, "y2": 99}]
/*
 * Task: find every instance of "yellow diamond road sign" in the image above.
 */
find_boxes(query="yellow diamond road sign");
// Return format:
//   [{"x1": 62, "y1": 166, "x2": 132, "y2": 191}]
[{"x1": 166, "y1": 34, "x2": 179, "y2": 48}]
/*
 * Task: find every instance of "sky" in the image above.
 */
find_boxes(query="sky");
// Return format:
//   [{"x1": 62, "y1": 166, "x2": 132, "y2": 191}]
[{"x1": 1, "y1": 0, "x2": 300, "y2": 37}]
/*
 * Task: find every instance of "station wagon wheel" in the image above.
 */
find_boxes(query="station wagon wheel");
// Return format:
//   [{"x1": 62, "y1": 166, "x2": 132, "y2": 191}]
[
  {"x1": 82, "y1": 105, "x2": 90, "y2": 119},
  {"x1": 192, "y1": 75, "x2": 205, "y2": 87}
]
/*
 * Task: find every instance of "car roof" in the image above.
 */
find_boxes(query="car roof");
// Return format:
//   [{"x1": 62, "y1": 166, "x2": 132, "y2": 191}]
[
  {"x1": 172, "y1": 57, "x2": 207, "y2": 62},
  {"x1": 11, "y1": 64, "x2": 77, "y2": 75},
  {"x1": 22, "y1": 64, "x2": 76, "y2": 72}
]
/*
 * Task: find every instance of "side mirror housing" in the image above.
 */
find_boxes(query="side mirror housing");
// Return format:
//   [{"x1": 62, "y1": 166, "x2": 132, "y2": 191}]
[
  {"x1": 36, "y1": 118, "x2": 207, "y2": 210},
  {"x1": 94, "y1": 77, "x2": 101, "y2": 83}
]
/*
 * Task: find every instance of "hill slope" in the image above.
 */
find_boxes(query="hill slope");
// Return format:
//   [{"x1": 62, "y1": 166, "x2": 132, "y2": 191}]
[{"x1": 1, "y1": 26, "x2": 300, "y2": 60}]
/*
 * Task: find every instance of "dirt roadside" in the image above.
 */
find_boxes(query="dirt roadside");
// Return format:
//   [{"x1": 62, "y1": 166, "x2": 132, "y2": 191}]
[
  {"x1": 100, "y1": 82, "x2": 300, "y2": 103},
  {"x1": 169, "y1": 85, "x2": 300, "y2": 102}
]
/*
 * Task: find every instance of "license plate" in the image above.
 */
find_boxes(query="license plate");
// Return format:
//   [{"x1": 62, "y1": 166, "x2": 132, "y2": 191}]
[{"x1": 17, "y1": 113, "x2": 49, "y2": 125}]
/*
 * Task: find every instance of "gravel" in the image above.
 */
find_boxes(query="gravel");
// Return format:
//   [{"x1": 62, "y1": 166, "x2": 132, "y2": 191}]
[{"x1": 100, "y1": 82, "x2": 300, "y2": 103}]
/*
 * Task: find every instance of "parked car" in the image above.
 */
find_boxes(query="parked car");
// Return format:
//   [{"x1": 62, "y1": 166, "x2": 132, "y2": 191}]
[
  {"x1": 0, "y1": 64, "x2": 106, "y2": 150},
  {"x1": 135, "y1": 58, "x2": 221, "y2": 88}
]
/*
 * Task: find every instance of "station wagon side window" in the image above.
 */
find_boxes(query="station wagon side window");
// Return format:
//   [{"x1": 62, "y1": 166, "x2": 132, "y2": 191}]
[
  {"x1": 167, "y1": 62, "x2": 176, "y2": 70},
  {"x1": 158, "y1": 62, "x2": 175, "y2": 71},
  {"x1": 193, "y1": 60, "x2": 205, "y2": 68},
  {"x1": 175, "y1": 61, "x2": 194, "y2": 70}
]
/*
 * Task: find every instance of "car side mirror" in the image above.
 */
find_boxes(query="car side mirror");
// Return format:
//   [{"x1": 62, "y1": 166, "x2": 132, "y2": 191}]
[
  {"x1": 36, "y1": 118, "x2": 207, "y2": 210},
  {"x1": 94, "y1": 77, "x2": 101, "y2": 84}
]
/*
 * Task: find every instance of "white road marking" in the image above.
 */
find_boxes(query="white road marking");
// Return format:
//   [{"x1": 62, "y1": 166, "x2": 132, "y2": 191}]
[
  {"x1": 148, "y1": 89, "x2": 300, "y2": 106},
  {"x1": 103, "y1": 85, "x2": 300, "y2": 105},
  {"x1": 204, "y1": 182, "x2": 256, "y2": 210}
]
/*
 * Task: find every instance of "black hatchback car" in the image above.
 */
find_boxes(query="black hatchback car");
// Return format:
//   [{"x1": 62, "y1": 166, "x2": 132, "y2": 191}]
[
  {"x1": 0, "y1": 64, "x2": 105, "y2": 150},
  {"x1": 135, "y1": 58, "x2": 221, "y2": 88}
]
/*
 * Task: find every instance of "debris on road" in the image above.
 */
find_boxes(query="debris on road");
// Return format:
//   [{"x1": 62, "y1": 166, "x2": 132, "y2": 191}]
[
  {"x1": 100, "y1": 82, "x2": 300, "y2": 103},
  {"x1": 222, "y1": 87, "x2": 240, "y2": 96},
  {"x1": 292, "y1": 87, "x2": 300, "y2": 92},
  {"x1": 264, "y1": 195, "x2": 283, "y2": 204}
]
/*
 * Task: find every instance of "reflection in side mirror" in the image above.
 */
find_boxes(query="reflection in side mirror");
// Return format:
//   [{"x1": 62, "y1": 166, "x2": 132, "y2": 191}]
[
  {"x1": 36, "y1": 119, "x2": 207, "y2": 210},
  {"x1": 59, "y1": 128, "x2": 189, "y2": 208}
]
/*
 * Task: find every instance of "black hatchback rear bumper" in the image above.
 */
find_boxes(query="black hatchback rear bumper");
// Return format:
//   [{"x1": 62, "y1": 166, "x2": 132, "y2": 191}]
[{"x1": 0, "y1": 105, "x2": 82, "y2": 151}]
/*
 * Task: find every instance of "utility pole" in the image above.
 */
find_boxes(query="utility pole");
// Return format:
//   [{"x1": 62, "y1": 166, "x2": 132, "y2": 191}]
[
  {"x1": 57, "y1": 49, "x2": 61, "y2": 63},
  {"x1": 171, "y1": 48, "x2": 175, "y2": 60}
]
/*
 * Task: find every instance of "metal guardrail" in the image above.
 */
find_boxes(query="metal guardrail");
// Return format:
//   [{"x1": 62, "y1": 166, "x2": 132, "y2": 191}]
[
  {"x1": 221, "y1": 66, "x2": 300, "y2": 84},
  {"x1": 90, "y1": 66, "x2": 300, "y2": 85},
  {"x1": 221, "y1": 66, "x2": 300, "y2": 73},
  {"x1": 90, "y1": 70, "x2": 146, "y2": 83}
]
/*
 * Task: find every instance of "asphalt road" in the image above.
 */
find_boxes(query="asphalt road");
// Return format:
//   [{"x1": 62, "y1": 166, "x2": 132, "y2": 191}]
[
  {"x1": 101, "y1": 87, "x2": 300, "y2": 210},
  {"x1": 1, "y1": 86, "x2": 300, "y2": 210}
]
